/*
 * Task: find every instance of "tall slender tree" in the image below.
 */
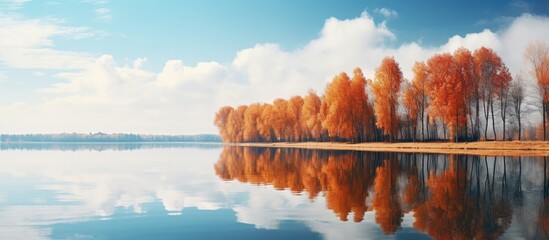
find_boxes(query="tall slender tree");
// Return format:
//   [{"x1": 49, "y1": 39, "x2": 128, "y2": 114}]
[
  {"x1": 243, "y1": 103, "x2": 262, "y2": 142},
  {"x1": 301, "y1": 90, "x2": 322, "y2": 141},
  {"x1": 258, "y1": 103, "x2": 274, "y2": 142},
  {"x1": 412, "y1": 62, "x2": 429, "y2": 141},
  {"x1": 427, "y1": 53, "x2": 468, "y2": 142},
  {"x1": 323, "y1": 72, "x2": 354, "y2": 141},
  {"x1": 509, "y1": 76, "x2": 525, "y2": 140},
  {"x1": 350, "y1": 67, "x2": 373, "y2": 142},
  {"x1": 403, "y1": 82, "x2": 420, "y2": 141},
  {"x1": 214, "y1": 106, "x2": 235, "y2": 142},
  {"x1": 288, "y1": 96, "x2": 304, "y2": 141},
  {"x1": 524, "y1": 42, "x2": 549, "y2": 141},
  {"x1": 495, "y1": 66, "x2": 512, "y2": 140},
  {"x1": 474, "y1": 47, "x2": 506, "y2": 140},
  {"x1": 272, "y1": 99, "x2": 289, "y2": 141},
  {"x1": 371, "y1": 57, "x2": 403, "y2": 142},
  {"x1": 454, "y1": 48, "x2": 476, "y2": 140}
]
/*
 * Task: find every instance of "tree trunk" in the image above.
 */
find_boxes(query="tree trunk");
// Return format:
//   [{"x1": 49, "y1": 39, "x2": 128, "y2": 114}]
[
  {"x1": 443, "y1": 123, "x2": 447, "y2": 141},
  {"x1": 503, "y1": 120, "x2": 506, "y2": 141},
  {"x1": 518, "y1": 114, "x2": 522, "y2": 141},
  {"x1": 483, "y1": 99, "x2": 490, "y2": 140},
  {"x1": 413, "y1": 126, "x2": 417, "y2": 142},
  {"x1": 421, "y1": 105, "x2": 425, "y2": 141},
  {"x1": 426, "y1": 113, "x2": 430, "y2": 141},
  {"x1": 455, "y1": 110, "x2": 459, "y2": 143},
  {"x1": 491, "y1": 100, "x2": 497, "y2": 140},
  {"x1": 476, "y1": 96, "x2": 480, "y2": 140},
  {"x1": 542, "y1": 102, "x2": 547, "y2": 141}
]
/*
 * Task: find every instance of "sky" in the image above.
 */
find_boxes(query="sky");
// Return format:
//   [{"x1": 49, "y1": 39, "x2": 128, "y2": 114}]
[{"x1": 0, "y1": 0, "x2": 548, "y2": 135}]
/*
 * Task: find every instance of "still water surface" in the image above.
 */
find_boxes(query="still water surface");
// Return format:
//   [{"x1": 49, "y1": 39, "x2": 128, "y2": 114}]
[{"x1": 0, "y1": 143, "x2": 547, "y2": 239}]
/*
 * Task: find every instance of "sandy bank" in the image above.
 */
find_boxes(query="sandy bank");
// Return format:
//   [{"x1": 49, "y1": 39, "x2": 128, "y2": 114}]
[{"x1": 227, "y1": 141, "x2": 549, "y2": 156}]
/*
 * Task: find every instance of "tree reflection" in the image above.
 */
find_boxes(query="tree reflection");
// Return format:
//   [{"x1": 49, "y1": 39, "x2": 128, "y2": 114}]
[
  {"x1": 538, "y1": 156, "x2": 549, "y2": 238},
  {"x1": 372, "y1": 160, "x2": 403, "y2": 233},
  {"x1": 215, "y1": 147, "x2": 380, "y2": 222},
  {"x1": 414, "y1": 156, "x2": 473, "y2": 239},
  {"x1": 215, "y1": 147, "x2": 536, "y2": 239}
]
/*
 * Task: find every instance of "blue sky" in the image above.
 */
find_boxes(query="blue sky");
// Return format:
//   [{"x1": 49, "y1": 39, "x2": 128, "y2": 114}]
[
  {"x1": 0, "y1": 0, "x2": 548, "y2": 134},
  {"x1": 13, "y1": 0, "x2": 549, "y2": 67}
]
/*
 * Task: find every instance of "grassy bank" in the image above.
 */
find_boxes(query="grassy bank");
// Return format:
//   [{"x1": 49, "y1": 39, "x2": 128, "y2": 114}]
[{"x1": 227, "y1": 141, "x2": 549, "y2": 156}]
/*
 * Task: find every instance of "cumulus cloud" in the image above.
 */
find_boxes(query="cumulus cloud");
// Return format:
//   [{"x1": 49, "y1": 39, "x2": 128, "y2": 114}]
[
  {"x1": 41, "y1": 55, "x2": 152, "y2": 97},
  {"x1": 156, "y1": 60, "x2": 226, "y2": 89},
  {"x1": 1, "y1": 11, "x2": 549, "y2": 134},
  {"x1": 133, "y1": 57, "x2": 147, "y2": 69}
]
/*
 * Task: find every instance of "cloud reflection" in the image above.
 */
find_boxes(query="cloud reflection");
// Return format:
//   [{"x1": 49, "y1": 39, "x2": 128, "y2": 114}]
[{"x1": 0, "y1": 146, "x2": 548, "y2": 239}]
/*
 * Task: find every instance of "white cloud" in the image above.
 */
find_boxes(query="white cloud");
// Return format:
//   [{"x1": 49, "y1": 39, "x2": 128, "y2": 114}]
[
  {"x1": 1, "y1": 12, "x2": 549, "y2": 134},
  {"x1": 500, "y1": 14, "x2": 549, "y2": 76},
  {"x1": 0, "y1": 16, "x2": 96, "y2": 69},
  {"x1": 228, "y1": 11, "x2": 399, "y2": 103},
  {"x1": 374, "y1": 7, "x2": 398, "y2": 18},
  {"x1": 133, "y1": 57, "x2": 146, "y2": 69},
  {"x1": 156, "y1": 60, "x2": 226, "y2": 89},
  {"x1": 442, "y1": 29, "x2": 502, "y2": 53}
]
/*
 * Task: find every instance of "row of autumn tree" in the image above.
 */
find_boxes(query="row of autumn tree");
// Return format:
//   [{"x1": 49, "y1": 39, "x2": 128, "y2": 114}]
[
  {"x1": 215, "y1": 147, "x2": 548, "y2": 238},
  {"x1": 215, "y1": 43, "x2": 549, "y2": 143}
]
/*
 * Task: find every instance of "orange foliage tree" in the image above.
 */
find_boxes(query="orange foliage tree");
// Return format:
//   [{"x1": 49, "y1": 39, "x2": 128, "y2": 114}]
[
  {"x1": 453, "y1": 48, "x2": 477, "y2": 140},
  {"x1": 243, "y1": 103, "x2": 262, "y2": 142},
  {"x1": 350, "y1": 68, "x2": 374, "y2": 142},
  {"x1": 257, "y1": 104, "x2": 274, "y2": 142},
  {"x1": 214, "y1": 106, "x2": 235, "y2": 142},
  {"x1": 371, "y1": 57, "x2": 403, "y2": 141},
  {"x1": 271, "y1": 99, "x2": 290, "y2": 141},
  {"x1": 322, "y1": 72, "x2": 354, "y2": 141},
  {"x1": 288, "y1": 96, "x2": 304, "y2": 141},
  {"x1": 474, "y1": 47, "x2": 509, "y2": 140},
  {"x1": 301, "y1": 91, "x2": 323, "y2": 141},
  {"x1": 427, "y1": 52, "x2": 472, "y2": 142},
  {"x1": 214, "y1": 45, "x2": 531, "y2": 143},
  {"x1": 230, "y1": 105, "x2": 247, "y2": 142}
]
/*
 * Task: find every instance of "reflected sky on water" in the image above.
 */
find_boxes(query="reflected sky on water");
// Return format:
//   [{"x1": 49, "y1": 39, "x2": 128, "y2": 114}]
[{"x1": 0, "y1": 144, "x2": 547, "y2": 239}]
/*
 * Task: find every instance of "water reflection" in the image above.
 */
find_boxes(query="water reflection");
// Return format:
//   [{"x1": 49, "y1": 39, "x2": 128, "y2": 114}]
[
  {"x1": 215, "y1": 147, "x2": 549, "y2": 239},
  {"x1": 0, "y1": 147, "x2": 228, "y2": 239},
  {"x1": 2, "y1": 145, "x2": 548, "y2": 239}
]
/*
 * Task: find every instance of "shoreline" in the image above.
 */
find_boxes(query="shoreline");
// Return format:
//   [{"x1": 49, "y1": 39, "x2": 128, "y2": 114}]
[{"x1": 226, "y1": 141, "x2": 549, "y2": 156}]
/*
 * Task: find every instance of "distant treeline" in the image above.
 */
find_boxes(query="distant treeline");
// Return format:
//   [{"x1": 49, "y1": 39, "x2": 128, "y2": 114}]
[{"x1": 0, "y1": 133, "x2": 221, "y2": 143}]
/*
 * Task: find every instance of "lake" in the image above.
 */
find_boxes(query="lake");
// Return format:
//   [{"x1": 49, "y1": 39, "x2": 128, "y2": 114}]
[{"x1": 0, "y1": 143, "x2": 547, "y2": 239}]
